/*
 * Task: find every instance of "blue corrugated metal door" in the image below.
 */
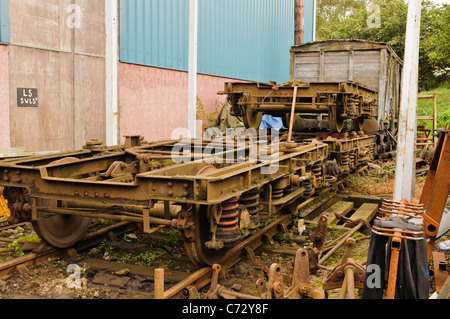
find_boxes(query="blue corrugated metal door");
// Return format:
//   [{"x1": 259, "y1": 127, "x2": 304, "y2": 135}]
[
  {"x1": 119, "y1": 0, "x2": 310, "y2": 84},
  {"x1": 304, "y1": 0, "x2": 316, "y2": 43},
  {"x1": 0, "y1": 0, "x2": 9, "y2": 43}
]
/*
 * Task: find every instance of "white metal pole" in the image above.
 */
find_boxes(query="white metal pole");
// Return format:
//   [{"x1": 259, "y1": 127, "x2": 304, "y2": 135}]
[
  {"x1": 188, "y1": 0, "x2": 198, "y2": 138},
  {"x1": 105, "y1": 0, "x2": 119, "y2": 146},
  {"x1": 393, "y1": 0, "x2": 422, "y2": 202}
]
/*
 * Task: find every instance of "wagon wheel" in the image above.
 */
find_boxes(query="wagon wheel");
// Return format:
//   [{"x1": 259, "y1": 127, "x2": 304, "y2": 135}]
[
  {"x1": 32, "y1": 156, "x2": 92, "y2": 248},
  {"x1": 238, "y1": 93, "x2": 262, "y2": 129},
  {"x1": 353, "y1": 117, "x2": 365, "y2": 132},
  {"x1": 33, "y1": 211, "x2": 92, "y2": 248},
  {"x1": 183, "y1": 165, "x2": 232, "y2": 266},
  {"x1": 242, "y1": 104, "x2": 262, "y2": 129},
  {"x1": 328, "y1": 95, "x2": 345, "y2": 133},
  {"x1": 184, "y1": 204, "x2": 229, "y2": 267},
  {"x1": 281, "y1": 113, "x2": 304, "y2": 132}
]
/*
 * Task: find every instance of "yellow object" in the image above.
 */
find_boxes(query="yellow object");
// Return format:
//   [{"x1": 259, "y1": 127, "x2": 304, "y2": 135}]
[{"x1": 0, "y1": 188, "x2": 11, "y2": 218}]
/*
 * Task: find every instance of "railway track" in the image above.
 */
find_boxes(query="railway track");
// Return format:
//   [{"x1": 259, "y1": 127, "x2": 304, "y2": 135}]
[
  {"x1": 0, "y1": 211, "x2": 295, "y2": 299},
  {"x1": 0, "y1": 190, "x2": 381, "y2": 299},
  {"x1": 0, "y1": 220, "x2": 136, "y2": 281},
  {"x1": 163, "y1": 213, "x2": 293, "y2": 299}
]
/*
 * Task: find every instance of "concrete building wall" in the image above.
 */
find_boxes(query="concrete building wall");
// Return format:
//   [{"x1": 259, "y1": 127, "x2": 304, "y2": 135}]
[
  {"x1": 0, "y1": 44, "x2": 9, "y2": 149},
  {"x1": 118, "y1": 63, "x2": 237, "y2": 143}
]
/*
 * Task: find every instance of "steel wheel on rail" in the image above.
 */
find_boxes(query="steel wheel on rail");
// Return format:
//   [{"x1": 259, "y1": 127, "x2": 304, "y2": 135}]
[
  {"x1": 240, "y1": 93, "x2": 262, "y2": 129},
  {"x1": 33, "y1": 211, "x2": 92, "y2": 248},
  {"x1": 32, "y1": 156, "x2": 92, "y2": 248},
  {"x1": 183, "y1": 204, "x2": 229, "y2": 267},
  {"x1": 353, "y1": 117, "x2": 365, "y2": 132},
  {"x1": 328, "y1": 95, "x2": 345, "y2": 133},
  {"x1": 183, "y1": 165, "x2": 234, "y2": 266},
  {"x1": 243, "y1": 105, "x2": 263, "y2": 129}
]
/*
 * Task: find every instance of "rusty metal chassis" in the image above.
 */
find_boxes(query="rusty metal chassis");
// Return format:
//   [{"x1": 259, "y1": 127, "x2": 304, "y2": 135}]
[
  {"x1": 0, "y1": 138, "x2": 328, "y2": 228},
  {"x1": 221, "y1": 81, "x2": 378, "y2": 120},
  {"x1": 0, "y1": 133, "x2": 375, "y2": 248}
]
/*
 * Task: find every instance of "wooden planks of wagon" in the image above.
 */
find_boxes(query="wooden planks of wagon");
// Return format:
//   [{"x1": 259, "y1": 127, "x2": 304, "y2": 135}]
[{"x1": 219, "y1": 80, "x2": 378, "y2": 134}]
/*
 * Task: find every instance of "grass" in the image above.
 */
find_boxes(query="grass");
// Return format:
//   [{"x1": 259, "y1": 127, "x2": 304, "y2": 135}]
[
  {"x1": 344, "y1": 161, "x2": 427, "y2": 201},
  {"x1": 418, "y1": 81, "x2": 450, "y2": 130}
]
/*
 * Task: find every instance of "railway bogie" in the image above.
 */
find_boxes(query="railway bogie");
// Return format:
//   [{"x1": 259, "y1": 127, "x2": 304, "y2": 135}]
[
  {"x1": 220, "y1": 80, "x2": 378, "y2": 135},
  {"x1": 0, "y1": 131, "x2": 374, "y2": 266}
]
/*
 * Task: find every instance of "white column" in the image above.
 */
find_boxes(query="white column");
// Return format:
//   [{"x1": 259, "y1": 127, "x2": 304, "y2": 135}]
[
  {"x1": 188, "y1": 0, "x2": 198, "y2": 138},
  {"x1": 105, "y1": 0, "x2": 119, "y2": 146},
  {"x1": 393, "y1": 0, "x2": 422, "y2": 201}
]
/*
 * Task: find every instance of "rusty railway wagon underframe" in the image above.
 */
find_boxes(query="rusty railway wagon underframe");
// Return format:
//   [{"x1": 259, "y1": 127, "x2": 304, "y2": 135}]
[
  {"x1": 220, "y1": 80, "x2": 378, "y2": 135},
  {"x1": 0, "y1": 132, "x2": 374, "y2": 266}
]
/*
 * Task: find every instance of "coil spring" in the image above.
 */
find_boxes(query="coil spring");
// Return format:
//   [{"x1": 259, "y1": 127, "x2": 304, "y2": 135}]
[
  {"x1": 239, "y1": 189, "x2": 261, "y2": 229},
  {"x1": 216, "y1": 197, "x2": 241, "y2": 243},
  {"x1": 272, "y1": 187, "x2": 284, "y2": 199},
  {"x1": 349, "y1": 150, "x2": 356, "y2": 171},
  {"x1": 340, "y1": 152, "x2": 350, "y2": 172},
  {"x1": 311, "y1": 163, "x2": 323, "y2": 189},
  {"x1": 303, "y1": 180, "x2": 314, "y2": 197}
]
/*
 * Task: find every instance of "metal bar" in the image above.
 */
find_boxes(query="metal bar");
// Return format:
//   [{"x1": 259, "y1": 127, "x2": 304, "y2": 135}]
[
  {"x1": 163, "y1": 267, "x2": 212, "y2": 299},
  {"x1": 345, "y1": 266, "x2": 356, "y2": 299},
  {"x1": 258, "y1": 104, "x2": 328, "y2": 113},
  {"x1": 386, "y1": 233, "x2": 402, "y2": 299},
  {"x1": 319, "y1": 222, "x2": 363, "y2": 264},
  {"x1": 36, "y1": 207, "x2": 177, "y2": 227},
  {"x1": 419, "y1": 130, "x2": 450, "y2": 259}
]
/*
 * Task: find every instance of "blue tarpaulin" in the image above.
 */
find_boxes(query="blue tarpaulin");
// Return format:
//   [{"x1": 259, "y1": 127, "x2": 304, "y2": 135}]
[{"x1": 259, "y1": 115, "x2": 286, "y2": 131}]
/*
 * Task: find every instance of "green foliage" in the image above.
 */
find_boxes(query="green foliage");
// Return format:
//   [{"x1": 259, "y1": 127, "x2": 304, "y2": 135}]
[
  {"x1": 418, "y1": 81, "x2": 450, "y2": 130},
  {"x1": 8, "y1": 240, "x2": 25, "y2": 257},
  {"x1": 196, "y1": 97, "x2": 219, "y2": 131},
  {"x1": 168, "y1": 229, "x2": 179, "y2": 248},
  {"x1": 316, "y1": 0, "x2": 450, "y2": 90},
  {"x1": 136, "y1": 251, "x2": 158, "y2": 266}
]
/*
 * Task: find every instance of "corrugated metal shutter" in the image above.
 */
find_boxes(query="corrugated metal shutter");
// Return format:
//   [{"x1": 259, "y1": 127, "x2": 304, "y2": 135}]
[
  {"x1": 119, "y1": 0, "x2": 305, "y2": 84},
  {"x1": 0, "y1": 0, "x2": 9, "y2": 43}
]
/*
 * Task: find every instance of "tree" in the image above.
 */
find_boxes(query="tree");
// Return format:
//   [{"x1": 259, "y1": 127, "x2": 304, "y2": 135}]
[
  {"x1": 315, "y1": 0, "x2": 449, "y2": 90},
  {"x1": 421, "y1": 3, "x2": 450, "y2": 85}
]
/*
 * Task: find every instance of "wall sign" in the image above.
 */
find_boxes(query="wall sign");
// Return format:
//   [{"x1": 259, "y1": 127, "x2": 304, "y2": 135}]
[{"x1": 17, "y1": 88, "x2": 38, "y2": 107}]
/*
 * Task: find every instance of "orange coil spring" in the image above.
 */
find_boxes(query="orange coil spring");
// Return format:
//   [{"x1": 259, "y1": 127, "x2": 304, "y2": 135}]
[{"x1": 216, "y1": 197, "x2": 241, "y2": 243}]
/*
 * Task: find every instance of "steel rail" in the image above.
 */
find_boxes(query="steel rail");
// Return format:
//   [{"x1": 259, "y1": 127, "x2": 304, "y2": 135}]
[
  {"x1": 0, "y1": 221, "x2": 136, "y2": 280},
  {"x1": 163, "y1": 213, "x2": 292, "y2": 299}
]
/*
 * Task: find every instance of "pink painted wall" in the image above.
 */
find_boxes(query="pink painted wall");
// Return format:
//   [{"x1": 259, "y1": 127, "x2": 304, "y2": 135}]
[
  {"x1": 119, "y1": 63, "x2": 242, "y2": 143},
  {"x1": 0, "y1": 45, "x2": 10, "y2": 149}
]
